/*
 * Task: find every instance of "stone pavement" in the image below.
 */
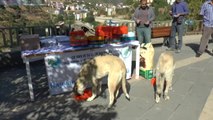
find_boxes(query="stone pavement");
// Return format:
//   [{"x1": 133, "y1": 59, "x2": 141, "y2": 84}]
[{"x1": 0, "y1": 34, "x2": 213, "y2": 120}]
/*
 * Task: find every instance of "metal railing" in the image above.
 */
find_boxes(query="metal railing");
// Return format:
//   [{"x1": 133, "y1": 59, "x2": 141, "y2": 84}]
[
  {"x1": 0, "y1": 20, "x2": 203, "y2": 51},
  {"x1": 104, "y1": 19, "x2": 203, "y2": 35},
  {"x1": 0, "y1": 26, "x2": 59, "y2": 48}
]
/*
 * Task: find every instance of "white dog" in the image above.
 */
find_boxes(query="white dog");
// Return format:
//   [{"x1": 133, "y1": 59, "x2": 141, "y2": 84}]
[
  {"x1": 74, "y1": 55, "x2": 130, "y2": 108},
  {"x1": 155, "y1": 51, "x2": 175, "y2": 103}
]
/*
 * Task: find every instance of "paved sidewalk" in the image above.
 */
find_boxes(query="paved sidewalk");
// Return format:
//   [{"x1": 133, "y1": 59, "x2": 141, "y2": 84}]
[
  {"x1": 199, "y1": 89, "x2": 213, "y2": 120},
  {"x1": 0, "y1": 34, "x2": 213, "y2": 120}
]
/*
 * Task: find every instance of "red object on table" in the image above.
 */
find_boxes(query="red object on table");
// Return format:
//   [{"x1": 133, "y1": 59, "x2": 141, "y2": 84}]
[
  {"x1": 151, "y1": 77, "x2": 156, "y2": 86},
  {"x1": 73, "y1": 89, "x2": 92, "y2": 101}
]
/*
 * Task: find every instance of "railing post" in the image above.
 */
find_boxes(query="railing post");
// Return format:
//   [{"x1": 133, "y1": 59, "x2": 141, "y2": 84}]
[
  {"x1": 28, "y1": 27, "x2": 31, "y2": 34},
  {"x1": 16, "y1": 28, "x2": 20, "y2": 45},
  {"x1": 48, "y1": 27, "x2": 51, "y2": 36},
  {"x1": 9, "y1": 29, "x2": 13, "y2": 47},
  {"x1": 2, "y1": 29, "x2": 7, "y2": 46}
]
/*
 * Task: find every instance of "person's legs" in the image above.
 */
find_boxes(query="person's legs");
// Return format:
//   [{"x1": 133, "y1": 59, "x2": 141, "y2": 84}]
[
  {"x1": 136, "y1": 27, "x2": 144, "y2": 45},
  {"x1": 143, "y1": 27, "x2": 151, "y2": 44},
  {"x1": 176, "y1": 23, "x2": 184, "y2": 50},
  {"x1": 197, "y1": 26, "x2": 212, "y2": 56},
  {"x1": 169, "y1": 22, "x2": 177, "y2": 50}
]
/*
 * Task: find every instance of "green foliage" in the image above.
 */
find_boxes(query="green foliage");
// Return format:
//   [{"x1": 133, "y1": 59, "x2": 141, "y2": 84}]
[
  {"x1": 0, "y1": 5, "x2": 5, "y2": 9},
  {"x1": 56, "y1": 14, "x2": 64, "y2": 22},
  {"x1": 123, "y1": 0, "x2": 134, "y2": 5},
  {"x1": 116, "y1": 8, "x2": 130, "y2": 16},
  {"x1": 97, "y1": 8, "x2": 107, "y2": 16},
  {"x1": 185, "y1": 0, "x2": 206, "y2": 20},
  {"x1": 152, "y1": 0, "x2": 169, "y2": 8},
  {"x1": 151, "y1": 0, "x2": 171, "y2": 21},
  {"x1": 82, "y1": 11, "x2": 99, "y2": 26},
  {"x1": 65, "y1": 12, "x2": 75, "y2": 25},
  {"x1": 115, "y1": 0, "x2": 139, "y2": 20},
  {"x1": 0, "y1": 5, "x2": 52, "y2": 27},
  {"x1": 83, "y1": 11, "x2": 95, "y2": 23}
]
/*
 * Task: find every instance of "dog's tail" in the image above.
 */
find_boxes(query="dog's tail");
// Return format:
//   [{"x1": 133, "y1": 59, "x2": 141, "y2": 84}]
[{"x1": 121, "y1": 72, "x2": 130, "y2": 101}]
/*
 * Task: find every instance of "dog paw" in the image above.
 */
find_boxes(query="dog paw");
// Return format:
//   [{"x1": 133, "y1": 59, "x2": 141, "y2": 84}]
[
  {"x1": 87, "y1": 96, "x2": 95, "y2": 101},
  {"x1": 164, "y1": 96, "x2": 170, "y2": 100},
  {"x1": 155, "y1": 96, "x2": 160, "y2": 103}
]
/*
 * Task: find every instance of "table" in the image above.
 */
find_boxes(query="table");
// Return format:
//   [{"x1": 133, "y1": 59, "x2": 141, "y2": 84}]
[{"x1": 22, "y1": 41, "x2": 140, "y2": 101}]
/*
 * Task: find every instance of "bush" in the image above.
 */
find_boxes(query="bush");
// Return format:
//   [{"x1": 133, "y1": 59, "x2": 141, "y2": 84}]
[{"x1": 151, "y1": 0, "x2": 171, "y2": 21}]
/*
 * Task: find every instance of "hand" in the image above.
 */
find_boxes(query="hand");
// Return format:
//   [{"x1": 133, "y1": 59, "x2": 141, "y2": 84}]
[
  {"x1": 173, "y1": 14, "x2": 180, "y2": 18},
  {"x1": 145, "y1": 21, "x2": 150, "y2": 25},
  {"x1": 136, "y1": 19, "x2": 140, "y2": 24},
  {"x1": 169, "y1": 11, "x2": 172, "y2": 15}
]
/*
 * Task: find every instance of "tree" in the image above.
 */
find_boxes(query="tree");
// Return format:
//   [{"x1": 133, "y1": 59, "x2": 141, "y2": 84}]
[
  {"x1": 65, "y1": 12, "x2": 75, "y2": 25},
  {"x1": 82, "y1": 11, "x2": 99, "y2": 26},
  {"x1": 123, "y1": 0, "x2": 134, "y2": 6},
  {"x1": 151, "y1": 0, "x2": 171, "y2": 21},
  {"x1": 83, "y1": 11, "x2": 95, "y2": 23},
  {"x1": 121, "y1": 0, "x2": 139, "y2": 19},
  {"x1": 185, "y1": 0, "x2": 206, "y2": 20}
]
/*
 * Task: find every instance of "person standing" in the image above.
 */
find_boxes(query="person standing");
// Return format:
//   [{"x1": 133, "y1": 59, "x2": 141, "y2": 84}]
[
  {"x1": 196, "y1": 0, "x2": 213, "y2": 57},
  {"x1": 168, "y1": 0, "x2": 189, "y2": 53},
  {"x1": 133, "y1": 0, "x2": 155, "y2": 46}
]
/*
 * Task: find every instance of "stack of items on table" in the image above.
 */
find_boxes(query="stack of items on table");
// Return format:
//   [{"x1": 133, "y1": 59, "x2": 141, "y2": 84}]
[
  {"x1": 139, "y1": 43, "x2": 155, "y2": 80},
  {"x1": 70, "y1": 30, "x2": 88, "y2": 47},
  {"x1": 111, "y1": 25, "x2": 136, "y2": 42},
  {"x1": 40, "y1": 35, "x2": 70, "y2": 47},
  {"x1": 121, "y1": 32, "x2": 136, "y2": 42},
  {"x1": 87, "y1": 36, "x2": 105, "y2": 47},
  {"x1": 69, "y1": 25, "x2": 137, "y2": 47},
  {"x1": 95, "y1": 25, "x2": 133, "y2": 43}
]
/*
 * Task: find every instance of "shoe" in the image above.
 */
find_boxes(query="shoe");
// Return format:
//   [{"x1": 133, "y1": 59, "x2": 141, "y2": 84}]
[
  {"x1": 176, "y1": 49, "x2": 181, "y2": 53},
  {"x1": 195, "y1": 52, "x2": 202, "y2": 57},
  {"x1": 166, "y1": 48, "x2": 175, "y2": 51}
]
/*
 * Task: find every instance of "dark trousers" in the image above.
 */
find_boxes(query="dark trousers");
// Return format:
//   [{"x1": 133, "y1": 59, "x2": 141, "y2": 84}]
[
  {"x1": 198, "y1": 26, "x2": 213, "y2": 54},
  {"x1": 169, "y1": 21, "x2": 184, "y2": 49},
  {"x1": 136, "y1": 27, "x2": 151, "y2": 45}
]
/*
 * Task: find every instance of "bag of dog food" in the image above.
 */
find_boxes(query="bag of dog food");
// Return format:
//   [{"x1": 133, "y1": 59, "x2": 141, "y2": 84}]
[{"x1": 140, "y1": 43, "x2": 155, "y2": 70}]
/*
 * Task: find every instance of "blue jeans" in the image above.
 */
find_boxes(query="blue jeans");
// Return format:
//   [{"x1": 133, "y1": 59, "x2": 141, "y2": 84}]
[
  {"x1": 169, "y1": 21, "x2": 184, "y2": 49},
  {"x1": 136, "y1": 27, "x2": 151, "y2": 45}
]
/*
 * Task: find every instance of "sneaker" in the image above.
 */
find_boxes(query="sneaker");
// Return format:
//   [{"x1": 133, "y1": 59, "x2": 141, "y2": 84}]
[
  {"x1": 176, "y1": 49, "x2": 181, "y2": 53},
  {"x1": 166, "y1": 48, "x2": 175, "y2": 51},
  {"x1": 195, "y1": 52, "x2": 202, "y2": 57}
]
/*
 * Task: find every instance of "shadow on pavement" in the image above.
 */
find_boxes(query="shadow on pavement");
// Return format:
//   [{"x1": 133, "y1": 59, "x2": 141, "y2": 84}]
[
  {"x1": 0, "y1": 61, "x2": 118, "y2": 120},
  {"x1": 186, "y1": 42, "x2": 213, "y2": 56},
  {"x1": 185, "y1": 43, "x2": 199, "y2": 53}
]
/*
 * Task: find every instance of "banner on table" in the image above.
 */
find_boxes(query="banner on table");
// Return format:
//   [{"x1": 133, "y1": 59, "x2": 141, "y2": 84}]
[{"x1": 45, "y1": 45, "x2": 132, "y2": 95}]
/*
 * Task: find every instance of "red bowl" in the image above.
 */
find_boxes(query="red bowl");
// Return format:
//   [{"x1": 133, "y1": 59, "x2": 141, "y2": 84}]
[
  {"x1": 73, "y1": 89, "x2": 92, "y2": 101},
  {"x1": 151, "y1": 77, "x2": 156, "y2": 86}
]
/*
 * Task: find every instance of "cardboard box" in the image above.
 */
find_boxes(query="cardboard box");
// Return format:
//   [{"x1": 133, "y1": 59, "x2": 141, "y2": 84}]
[
  {"x1": 139, "y1": 69, "x2": 153, "y2": 80},
  {"x1": 20, "y1": 34, "x2": 40, "y2": 51}
]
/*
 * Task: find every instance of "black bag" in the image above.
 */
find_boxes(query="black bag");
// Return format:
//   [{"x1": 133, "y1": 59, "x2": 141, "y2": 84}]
[{"x1": 177, "y1": 16, "x2": 184, "y2": 24}]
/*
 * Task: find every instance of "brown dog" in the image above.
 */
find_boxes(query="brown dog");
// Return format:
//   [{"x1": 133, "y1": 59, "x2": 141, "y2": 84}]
[
  {"x1": 74, "y1": 55, "x2": 130, "y2": 108},
  {"x1": 155, "y1": 51, "x2": 175, "y2": 103}
]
